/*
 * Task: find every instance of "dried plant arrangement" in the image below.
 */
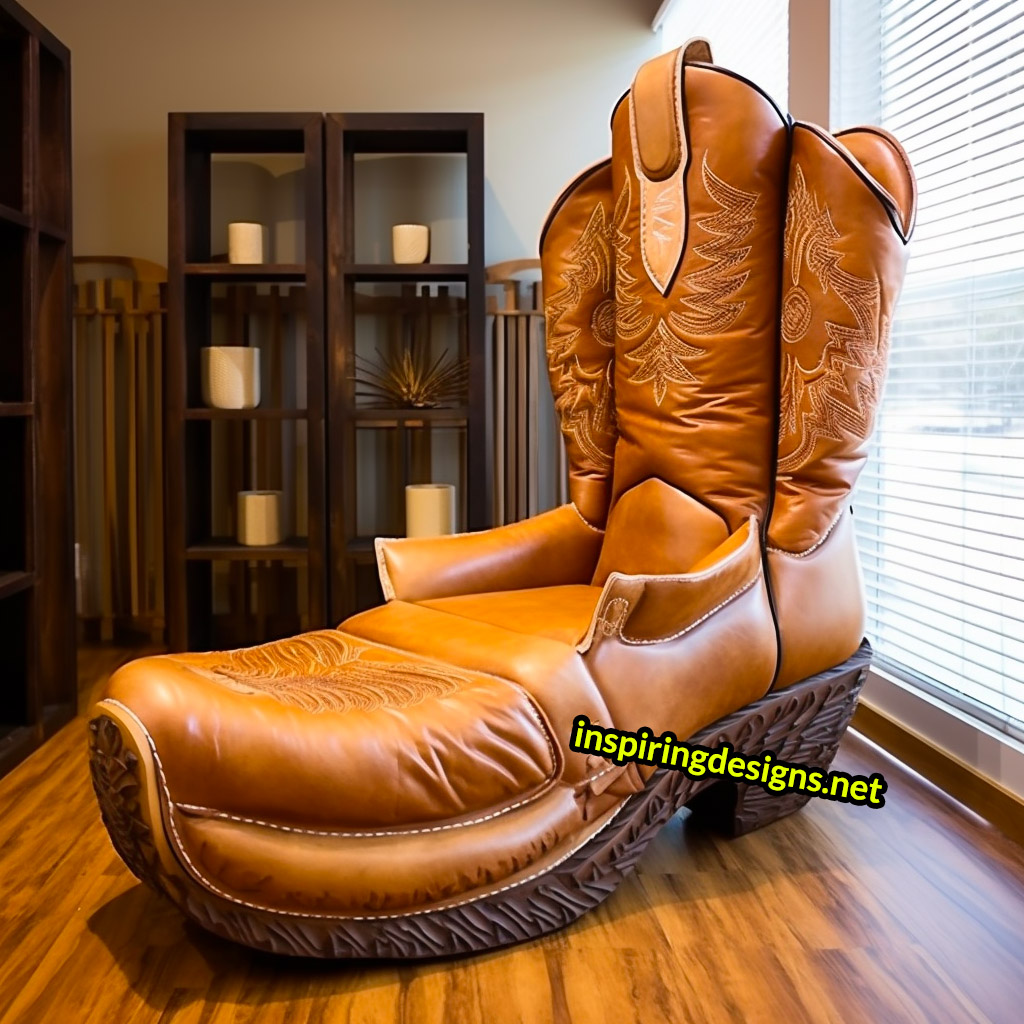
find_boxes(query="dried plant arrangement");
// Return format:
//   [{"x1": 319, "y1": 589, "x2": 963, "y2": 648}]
[{"x1": 354, "y1": 346, "x2": 468, "y2": 408}]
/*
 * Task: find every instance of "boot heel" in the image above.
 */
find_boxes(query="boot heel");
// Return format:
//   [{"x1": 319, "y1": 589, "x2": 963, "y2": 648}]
[{"x1": 685, "y1": 642, "x2": 870, "y2": 837}]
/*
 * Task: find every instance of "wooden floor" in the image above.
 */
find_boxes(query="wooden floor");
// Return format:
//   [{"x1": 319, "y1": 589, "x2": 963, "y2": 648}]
[{"x1": 1, "y1": 647, "x2": 1024, "y2": 1023}]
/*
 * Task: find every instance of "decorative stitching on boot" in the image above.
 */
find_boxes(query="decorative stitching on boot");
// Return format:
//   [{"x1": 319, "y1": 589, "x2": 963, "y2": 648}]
[
  {"x1": 625, "y1": 155, "x2": 758, "y2": 406},
  {"x1": 778, "y1": 163, "x2": 887, "y2": 475},
  {"x1": 544, "y1": 181, "x2": 620, "y2": 470}
]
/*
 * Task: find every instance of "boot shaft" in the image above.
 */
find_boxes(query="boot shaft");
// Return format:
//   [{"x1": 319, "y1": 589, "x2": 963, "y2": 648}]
[
  {"x1": 599, "y1": 44, "x2": 790, "y2": 580},
  {"x1": 540, "y1": 160, "x2": 619, "y2": 528}
]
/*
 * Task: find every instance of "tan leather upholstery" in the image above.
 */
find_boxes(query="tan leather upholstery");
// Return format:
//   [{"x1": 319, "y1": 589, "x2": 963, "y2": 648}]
[
  {"x1": 768, "y1": 122, "x2": 916, "y2": 686},
  {"x1": 93, "y1": 42, "x2": 914, "y2": 934},
  {"x1": 421, "y1": 584, "x2": 601, "y2": 645},
  {"x1": 376, "y1": 502, "x2": 603, "y2": 602},
  {"x1": 540, "y1": 164, "x2": 619, "y2": 526}
]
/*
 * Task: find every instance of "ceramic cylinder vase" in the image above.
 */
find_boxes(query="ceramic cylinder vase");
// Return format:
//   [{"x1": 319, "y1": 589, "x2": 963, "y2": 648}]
[
  {"x1": 392, "y1": 223, "x2": 430, "y2": 264},
  {"x1": 201, "y1": 347, "x2": 260, "y2": 409},
  {"x1": 228, "y1": 222, "x2": 264, "y2": 264},
  {"x1": 405, "y1": 483, "x2": 455, "y2": 538},
  {"x1": 237, "y1": 491, "x2": 283, "y2": 546}
]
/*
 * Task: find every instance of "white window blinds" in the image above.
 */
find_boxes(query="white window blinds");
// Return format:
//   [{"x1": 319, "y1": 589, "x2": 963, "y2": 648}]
[
  {"x1": 831, "y1": 0, "x2": 1024, "y2": 739},
  {"x1": 655, "y1": 0, "x2": 789, "y2": 110}
]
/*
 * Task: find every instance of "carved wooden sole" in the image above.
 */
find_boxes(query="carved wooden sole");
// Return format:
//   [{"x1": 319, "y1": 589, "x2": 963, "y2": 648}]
[{"x1": 89, "y1": 642, "x2": 870, "y2": 959}]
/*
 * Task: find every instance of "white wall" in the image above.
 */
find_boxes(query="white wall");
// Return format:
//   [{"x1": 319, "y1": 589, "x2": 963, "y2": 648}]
[{"x1": 24, "y1": 0, "x2": 661, "y2": 265}]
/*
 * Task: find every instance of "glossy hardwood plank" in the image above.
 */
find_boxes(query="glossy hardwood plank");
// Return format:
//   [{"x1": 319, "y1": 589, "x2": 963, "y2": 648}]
[{"x1": 1, "y1": 647, "x2": 1023, "y2": 1023}]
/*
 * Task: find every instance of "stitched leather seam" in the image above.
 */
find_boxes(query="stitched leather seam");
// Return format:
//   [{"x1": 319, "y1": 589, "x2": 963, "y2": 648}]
[
  {"x1": 766, "y1": 509, "x2": 844, "y2": 558},
  {"x1": 174, "y1": 763, "x2": 620, "y2": 838},
  {"x1": 100, "y1": 697, "x2": 625, "y2": 922},
  {"x1": 578, "y1": 519, "x2": 759, "y2": 654},
  {"x1": 569, "y1": 502, "x2": 605, "y2": 534},
  {"x1": 618, "y1": 568, "x2": 762, "y2": 646}
]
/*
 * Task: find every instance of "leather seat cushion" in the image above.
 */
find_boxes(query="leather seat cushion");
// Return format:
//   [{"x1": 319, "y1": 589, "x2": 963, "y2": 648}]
[
  {"x1": 105, "y1": 630, "x2": 558, "y2": 832},
  {"x1": 419, "y1": 584, "x2": 602, "y2": 645}
]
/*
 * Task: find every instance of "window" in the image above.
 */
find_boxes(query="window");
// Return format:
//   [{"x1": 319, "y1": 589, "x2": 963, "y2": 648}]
[
  {"x1": 832, "y1": 0, "x2": 1024, "y2": 739},
  {"x1": 655, "y1": 0, "x2": 789, "y2": 110}
]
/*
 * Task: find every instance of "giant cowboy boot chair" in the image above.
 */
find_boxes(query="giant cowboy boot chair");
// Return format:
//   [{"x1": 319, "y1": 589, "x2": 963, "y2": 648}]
[{"x1": 89, "y1": 41, "x2": 916, "y2": 958}]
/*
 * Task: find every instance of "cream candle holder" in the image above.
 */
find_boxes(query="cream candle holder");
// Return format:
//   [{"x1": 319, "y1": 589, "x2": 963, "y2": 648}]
[
  {"x1": 405, "y1": 483, "x2": 455, "y2": 538},
  {"x1": 201, "y1": 346, "x2": 260, "y2": 409},
  {"x1": 237, "y1": 490, "x2": 284, "y2": 546},
  {"x1": 228, "y1": 221, "x2": 264, "y2": 264},
  {"x1": 392, "y1": 223, "x2": 430, "y2": 264}
]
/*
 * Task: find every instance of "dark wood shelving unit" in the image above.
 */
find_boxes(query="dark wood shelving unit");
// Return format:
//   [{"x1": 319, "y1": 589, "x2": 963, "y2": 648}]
[
  {"x1": 184, "y1": 407, "x2": 309, "y2": 420},
  {"x1": 185, "y1": 538, "x2": 308, "y2": 561},
  {"x1": 166, "y1": 112, "x2": 327, "y2": 651},
  {"x1": 184, "y1": 262, "x2": 306, "y2": 281},
  {"x1": 326, "y1": 112, "x2": 487, "y2": 620},
  {"x1": 341, "y1": 262, "x2": 471, "y2": 281},
  {"x1": 0, "y1": 0, "x2": 75, "y2": 779}
]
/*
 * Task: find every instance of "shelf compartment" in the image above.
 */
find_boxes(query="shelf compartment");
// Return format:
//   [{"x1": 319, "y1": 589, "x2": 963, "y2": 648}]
[
  {"x1": 185, "y1": 414, "x2": 310, "y2": 560},
  {"x1": 351, "y1": 280, "x2": 469, "y2": 412},
  {"x1": 0, "y1": 220, "x2": 26, "y2": 401},
  {"x1": 209, "y1": 150, "x2": 307, "y2": 266},
  {"x1": 351, "y1": 150, "x2": 468, "y2": 264},
  {"x1": 187, "y1": 281, "x2": 309, "y2": 410},
  {"x1": 354, "y1": 422, "x2": 466, "y2": 538}
]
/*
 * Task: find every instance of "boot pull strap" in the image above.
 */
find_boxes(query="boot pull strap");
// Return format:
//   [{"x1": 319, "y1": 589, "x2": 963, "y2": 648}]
[
  {"x1": 683, "y1": 38, "x2": 713, "y2": 64},
  {"x1": 630, "y1": 38, "x2": 713, "y2": 182}
]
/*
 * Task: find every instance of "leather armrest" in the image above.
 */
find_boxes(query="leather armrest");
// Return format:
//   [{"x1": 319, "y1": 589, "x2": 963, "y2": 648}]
[
  {"x1": 577, "y1": 517, "x2": 763, "y2": 652},
  {"x1": 375, "y1": 503, "x2": 605, "y2": 604}
]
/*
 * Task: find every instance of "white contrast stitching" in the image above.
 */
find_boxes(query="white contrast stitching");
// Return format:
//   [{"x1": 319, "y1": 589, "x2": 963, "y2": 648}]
[
  {"x1": 98, "y1": 697, "x2": 626, "y2": 922},
  {"x1": 619, "y1": 569, "x2": 762, "y2": 646},
  {"x1": 174, "y1": 758, "x2": 619, "y2": 839},
  {"x1": 629, "y1": 47, "x2": 685, "y2": 295},
  {"x1": 767, "y1": 509, "x2": 844, "y2": 558},
  {"x1": 569, "y1": 502, "x2": 605, "y2": 534}
]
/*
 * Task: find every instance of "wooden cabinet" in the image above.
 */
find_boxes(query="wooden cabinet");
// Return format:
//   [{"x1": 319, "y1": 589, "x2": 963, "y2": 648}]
[{"x1": 0, "y1": 0, "x2": 75, "y2": 778}]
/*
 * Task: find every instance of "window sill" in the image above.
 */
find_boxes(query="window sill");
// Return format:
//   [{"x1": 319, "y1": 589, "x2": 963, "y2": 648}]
[{"x1": 858, "y1": 665, "x2": 1024, "y2": 807}]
